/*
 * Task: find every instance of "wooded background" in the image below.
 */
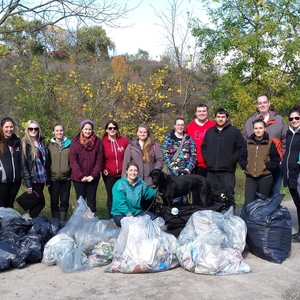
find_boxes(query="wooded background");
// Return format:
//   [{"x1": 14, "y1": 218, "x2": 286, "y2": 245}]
[{"x1": 0, "y1": 0, "x2": 299, "y2": 141}]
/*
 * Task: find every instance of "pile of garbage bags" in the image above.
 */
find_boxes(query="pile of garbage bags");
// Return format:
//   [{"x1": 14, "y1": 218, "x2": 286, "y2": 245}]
[
  {"x1": 176, "y1": 207, "x2": 251, "y2": 275},
  {"x1": 0, "y1": 208, "x2": 59, "y2": 271},
  {"x1": 241, "y1": 194, "x2": 292, "y2": 264},
  {"x1": 42, "y1": 197, "x2": 120, "y2": 272},
  {"x1": 106, "y1": 215, "x2": 179, "y2": 273}
]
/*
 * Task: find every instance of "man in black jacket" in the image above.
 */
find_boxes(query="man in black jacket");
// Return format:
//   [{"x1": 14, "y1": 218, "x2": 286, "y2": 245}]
[{"x1": 201, "y1": 108, "x2": 245, "y2": 209}]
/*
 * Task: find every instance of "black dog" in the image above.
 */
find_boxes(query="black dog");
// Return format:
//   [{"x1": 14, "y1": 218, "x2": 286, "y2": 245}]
[{"x1": 149, "y1": 169, "x2": 211, "y2": 208}]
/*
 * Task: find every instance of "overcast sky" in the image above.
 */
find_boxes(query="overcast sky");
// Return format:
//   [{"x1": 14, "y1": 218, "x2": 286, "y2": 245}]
[{"x1": 105, "y1": 0, "x2": 207, "y2": 59}]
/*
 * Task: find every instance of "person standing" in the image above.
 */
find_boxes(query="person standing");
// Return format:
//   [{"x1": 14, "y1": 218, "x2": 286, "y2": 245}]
[
  {"x1": 186, "y1": 103, "x2": 215, "y2": 178},
  {"x1": 122, "y1": 124, "x2": 164, "y2": 188},
  {"x1": 282, "y1": 105, "x2": 300, "y2": 242},
  {"x1": 201, "y1": 108, "x2": 244, "y2": 209},
  {"x1": 0, "y1": 117, "x2": 22, "y2": 208},
  {"x1": 239, "y1": 120, "x2": 280, "y2": 208},
  {"x1": 102, "y1": 120, "x2": 129, "y2": 218},
  {"x1": 20, "y1": 120, "x2": 48, "y2": 218},
  {"x1": 162, "y1": 117, "x2": 197, "y2": 203},
  {"x1": 70, "y1": 119, "x2": 103, "y2": 213},
  {"x1": 47, "y1": 124, "x2": 71, "y2": 222},
  {"x1": 242, "y1": 95, "x2": 287, "y2": 197}
]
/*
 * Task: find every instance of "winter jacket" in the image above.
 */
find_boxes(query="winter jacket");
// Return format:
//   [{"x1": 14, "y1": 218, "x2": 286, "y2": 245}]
[
  {"x1": 201, "y1": 122, "x2": 244, "y2": 173},
  {"x1": 239, "y1": 132, "x2": 280, "y2": 178},
  {"x1": 162, "y1": 130, "x2": 197, "y2": 175},
  {"x1": 111, "y1": 177, "x2": 156, "y2": 216},
  {"x1": 283, "y1": 126, "x2": 300, "y2": 189},
  {"x1": 186, "y1": 119, "x2": 215, "y2": 168},
  {"x1": 0, "y1": 134, "x2": 22, "y2": 183},
  {"x1": 70, "y1": 133, "x2": 103, "y2": 182},
  {"x1": 20, "y1": 137, "x2": 48, "y2": 188},
  {"x1": 47, "y1": 136, "x2": 71, "y2": 181},
  {"x1": 121, "y1": 140, "x2": 164, "y2": 187},
  {"x1": 102, "y1": 135, "x2": 129, "y2": 176},
  {"x1": 242, "y1": 111, "x2": 288, "y2": 159}
]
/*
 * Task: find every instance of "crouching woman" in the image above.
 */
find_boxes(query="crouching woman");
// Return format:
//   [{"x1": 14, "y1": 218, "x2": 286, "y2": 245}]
[{"x1": 111, "y1": 162, "x2": 156, "y2": 227}]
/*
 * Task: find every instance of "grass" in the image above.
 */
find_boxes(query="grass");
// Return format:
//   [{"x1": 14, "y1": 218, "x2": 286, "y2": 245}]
[{"x1": 13, "y1": 168, "x2": 291, "y2": 219}]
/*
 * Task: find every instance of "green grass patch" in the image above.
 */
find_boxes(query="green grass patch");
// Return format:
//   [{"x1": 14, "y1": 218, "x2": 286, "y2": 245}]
[{"x1": 13, "y1": 168, "x2": 290, "y2": 219}]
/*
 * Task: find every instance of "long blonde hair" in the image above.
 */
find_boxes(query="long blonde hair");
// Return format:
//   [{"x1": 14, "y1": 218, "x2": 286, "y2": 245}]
[
  {"x1": 22, "y1": 120, "x2": 41, "y2": 160},
  {"x1": 136, "y1": 124, "x2": 154, "y2": 164}
]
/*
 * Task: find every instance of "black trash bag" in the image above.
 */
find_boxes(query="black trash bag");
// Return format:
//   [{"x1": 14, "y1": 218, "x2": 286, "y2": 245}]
[
  {"x1": 240, "y1": 194, "x2": 292, "y2": 264},
  {"x1": 16, "y1": 233, "x2": 43, "y2": 266},
  {"x1": 29, "y1": 216, "x2": 60, "y2": 247},
  {"x1": 0, "y1": 240, "x2": 17, "y2": 270},
  {"x1": 0, "y1": 217, "x2": 33, "y2": 240}
]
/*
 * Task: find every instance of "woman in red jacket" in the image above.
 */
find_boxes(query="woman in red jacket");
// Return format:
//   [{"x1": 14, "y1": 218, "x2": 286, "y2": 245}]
[
  {"x1": 102, "y1": 120, "x2": 129, "y2": 218},
  {"x1": 70, "y1": 120, "x2": 103, "y2": 213}
]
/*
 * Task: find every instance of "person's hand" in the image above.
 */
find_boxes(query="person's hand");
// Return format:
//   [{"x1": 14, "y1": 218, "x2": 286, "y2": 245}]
[
  {"x1": 103, "y1": 169, "x2": 108, "y2": 176},
  {"x1": 81, "y1": 176, "x2": 87, "y2": 182},
  {"x1": 86, "y1": 176, "x2": 94, "y2": 182},
  {"x1": 26, "y1": 187, "x2": 33, "y2": 194}
]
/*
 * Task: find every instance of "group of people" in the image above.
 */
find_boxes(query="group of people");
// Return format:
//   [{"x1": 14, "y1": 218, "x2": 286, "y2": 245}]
[{"x1": 1, "y1": 95, "x2": 300, "y2": 243}]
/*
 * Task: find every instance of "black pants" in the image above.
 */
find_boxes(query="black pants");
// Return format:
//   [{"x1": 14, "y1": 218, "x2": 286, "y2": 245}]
[
  {"x1": 73, "y1": 179, "x2": 99, "y2": 212},
  {"x1": 30, "y1": 183, "x2": 45, "y2": 218},
  {"x1": 192, "y1": 167, "x2": 208, "y2": 204},
  {"x1": 103, "y1": 175, "x2": 119, "y2": 218},
  {"x1": 207, "y1": 171, "x2": 236, "y2": 207},
  {"x1": 289, "y1": 188, "x2": 300, "y2": 230},
  {"x1": 0, "y1": 181, "x2": 21, "y2": 208},
  {"x1": 244, "y1": 174, "x2": 273, "y2": 208},
  {"x1": 48, "y1": 180, "x2": 71, "y2": 212}
]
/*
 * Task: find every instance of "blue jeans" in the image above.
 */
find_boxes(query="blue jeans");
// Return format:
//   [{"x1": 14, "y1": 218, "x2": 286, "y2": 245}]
[
  {"x1": 113, "y1": 210, "x2": 155, "y2": 227},
  {"x1": 270, "y1": 164, "x2": 283, "y2": 197}
]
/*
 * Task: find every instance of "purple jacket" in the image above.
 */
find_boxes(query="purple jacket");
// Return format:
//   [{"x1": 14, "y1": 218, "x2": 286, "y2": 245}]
[{"x1": 70, "y1": 133, "x2": 103, "y2": 182}]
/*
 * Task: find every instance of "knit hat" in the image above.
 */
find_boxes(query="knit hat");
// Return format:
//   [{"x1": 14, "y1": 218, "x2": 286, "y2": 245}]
[{"x1": 80, "y1": 119, "x2": 94, "y2": 130}]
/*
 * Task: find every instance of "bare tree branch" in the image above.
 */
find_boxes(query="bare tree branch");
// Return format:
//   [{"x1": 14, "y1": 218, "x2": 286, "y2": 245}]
[{"x1": 0, "y1": 0, "x2": 137, "y2": 34}]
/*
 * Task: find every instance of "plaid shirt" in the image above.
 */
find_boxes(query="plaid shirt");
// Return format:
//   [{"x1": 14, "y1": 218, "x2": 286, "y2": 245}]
[{"x1": 35, "y1": 144, "x2": 46, "y2": 183}]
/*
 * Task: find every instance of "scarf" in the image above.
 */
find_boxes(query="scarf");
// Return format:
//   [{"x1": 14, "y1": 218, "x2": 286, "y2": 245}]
[{"x1": 79, "y1": 132, "x2": 97, "y2": 151}]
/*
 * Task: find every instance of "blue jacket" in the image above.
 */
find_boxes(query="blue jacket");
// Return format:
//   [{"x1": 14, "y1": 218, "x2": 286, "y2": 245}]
[{"x1": 111, "y1": 177, "x2": 156, "y2": 216}]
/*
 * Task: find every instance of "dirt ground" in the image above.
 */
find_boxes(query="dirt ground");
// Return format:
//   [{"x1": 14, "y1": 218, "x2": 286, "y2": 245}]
[{"x1": 1, "y1": 200, "x2": 300, "y2": 300}]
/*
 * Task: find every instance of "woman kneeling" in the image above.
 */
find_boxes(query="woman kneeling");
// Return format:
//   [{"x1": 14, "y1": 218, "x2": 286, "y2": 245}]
[{"x1": 111, "y1": 162, "x2": 156, "y2": 227}]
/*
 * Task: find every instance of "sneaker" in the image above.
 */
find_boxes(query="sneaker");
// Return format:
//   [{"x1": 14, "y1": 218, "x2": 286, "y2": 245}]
[{"x1": 292, "y1": 231, "x2": 300, "y2": 238}]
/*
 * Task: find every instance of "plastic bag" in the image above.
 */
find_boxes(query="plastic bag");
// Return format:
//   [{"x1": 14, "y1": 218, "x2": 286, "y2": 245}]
[
  {"x1": 106, "y1": 215, "x2": 179, "y2": 273},
  {"x1": 240, "y1": 194, "x2": 292, "y2": 264},
  {"x1": 176, "y1": 209, "x2": 250, "y2": 275},
  {"x1": 42, "y1": 197, "x2": 120, "y2": 272},
  {"x1": 0, "y1": 207, "x2": 21, "y2": 227}
]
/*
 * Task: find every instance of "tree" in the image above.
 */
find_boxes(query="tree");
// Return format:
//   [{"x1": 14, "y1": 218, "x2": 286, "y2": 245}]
[
  {"x1": 76, "y1": 26, "x2": 115, "y2": 59},
  {"x1": 192, "y1": 0, "x2": 300, "y2": 123},
  {"x1": 0, "y1": 1, "x2": 134, "y2": 34}
]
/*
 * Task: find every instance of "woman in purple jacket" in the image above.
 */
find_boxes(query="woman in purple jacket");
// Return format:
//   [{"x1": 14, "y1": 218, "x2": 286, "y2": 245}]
[{"x1": 70, "y1": 120, "x2": 103, "y2": 212}]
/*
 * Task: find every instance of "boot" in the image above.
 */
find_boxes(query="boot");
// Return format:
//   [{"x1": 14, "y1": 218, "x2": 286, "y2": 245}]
[
  {"x1": 52, "y1": 210, "x2": 59, "y2": 220},
  {"x1": 59, "y1": 211, "x2": 67, "y2": 222}
]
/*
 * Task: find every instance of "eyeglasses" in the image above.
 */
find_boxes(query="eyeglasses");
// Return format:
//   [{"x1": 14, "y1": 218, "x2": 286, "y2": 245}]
[
  {"x1": 108, "y1": 127, "x2": 117, "y2": 130},
  {"x1": 28, "y1": 127, "x2": 39, "y2": 132},
  {"x1": 289, "y1": 117, "x2": 300, "y2": 121}
]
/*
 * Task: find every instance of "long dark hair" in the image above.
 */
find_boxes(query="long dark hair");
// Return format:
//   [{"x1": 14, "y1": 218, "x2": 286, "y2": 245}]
[
  {"x1": 0, "y1": 117, "x2": 15, "y2": 155},
  {"x1": 102, "y1": 120, "x2": 120, "y2": 138}
]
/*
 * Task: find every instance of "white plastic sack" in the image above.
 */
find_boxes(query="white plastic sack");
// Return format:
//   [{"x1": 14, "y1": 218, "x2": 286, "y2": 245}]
[
  {"x1": 106, "y1": 215, "x2": 179, "y2": 273},
  {"x1": 176, "y1": 209, "x2": 250, "y2": 275},
  {"x1": 0, "y1": 207, "x2": 21, "y2": 226},
  {"x1": 42, "y1": 197, "x2": 120, "y2": 272}
]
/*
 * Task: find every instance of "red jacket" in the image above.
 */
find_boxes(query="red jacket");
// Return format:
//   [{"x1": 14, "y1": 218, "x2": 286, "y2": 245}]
[
  {"x1": 70, "y1": 133, "x2": 103, "y2": 182},
  {"x1": 186, "y1": 119, "x2": 216, "y2": 168},
  {"x1": 102, "y1": 135, "x2": 129, "y2": 176}
]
